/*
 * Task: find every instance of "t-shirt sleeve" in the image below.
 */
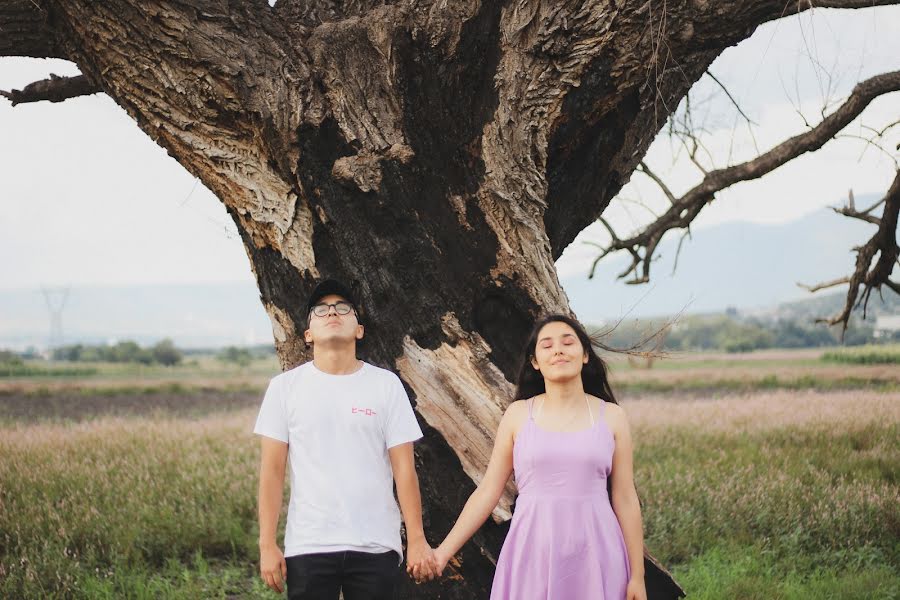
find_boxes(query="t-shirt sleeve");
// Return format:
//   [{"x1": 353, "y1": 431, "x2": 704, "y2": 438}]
[
  {"x1": 254, "y1": 376, "x2": 289, "y2": 443},
  {"x1": 384, "y1": 375, "x2": 423, "y2": 449}
]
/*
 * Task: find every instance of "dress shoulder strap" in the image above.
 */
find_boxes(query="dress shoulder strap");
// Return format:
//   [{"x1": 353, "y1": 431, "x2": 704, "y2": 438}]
[{"x1": 598, "y1": 398, "x2": 609, "y2": 421}]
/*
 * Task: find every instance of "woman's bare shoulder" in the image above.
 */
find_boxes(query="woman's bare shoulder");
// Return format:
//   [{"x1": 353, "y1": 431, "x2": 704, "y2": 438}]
[{"x1": 504, "y1": 398, "x2": 531, "y2": 419}]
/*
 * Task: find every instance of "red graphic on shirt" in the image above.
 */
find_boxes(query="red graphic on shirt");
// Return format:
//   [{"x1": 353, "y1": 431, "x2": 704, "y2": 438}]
[{"x1": 352, "y1": 407, "x2": 377, "y2": 416}]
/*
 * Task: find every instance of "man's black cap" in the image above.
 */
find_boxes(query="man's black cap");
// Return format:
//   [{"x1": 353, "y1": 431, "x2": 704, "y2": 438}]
[{"x1": 306, "y1": 279, "x2": 357, "y2": 315}]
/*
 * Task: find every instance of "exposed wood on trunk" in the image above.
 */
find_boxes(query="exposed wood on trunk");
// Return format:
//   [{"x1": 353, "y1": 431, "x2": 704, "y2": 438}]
[{"x1": 397, "y1": 313, "x2": 518, "y2": 523}]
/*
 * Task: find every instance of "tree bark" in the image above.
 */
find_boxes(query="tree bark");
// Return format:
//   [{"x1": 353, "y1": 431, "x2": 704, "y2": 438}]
[{"x1": 6, "y1": 0, "x2": 898, "y2": 597}]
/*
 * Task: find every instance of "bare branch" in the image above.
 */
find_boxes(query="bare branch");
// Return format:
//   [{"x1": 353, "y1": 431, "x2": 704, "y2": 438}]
[
  {"x1": 832, "y1": 204, "x2": 882, "y2": 225},
  {"x1": 1, "y1": 74, "x2": 100, "y2": 106},
  {"x1": 798, "y1": 276, "x2": 850, "y2": 293},
  {"x1": 637, "y1": 162, "x2": 677, "y2": 204},
  {"x1": 593, "y1": 70, "x2": 900, "y2": 284},
  {"x1": 860, "y1": 118, "x2": 900, "y2": 138},
  {"x1": 834, "y1": 132, "x2": 900, "y2": 168},
  {"x1": 705, "y1": 70, "x2": 757, "y2": 128},
  {"x1": 704, "y1": 69, "x2": 760, "y2": 156},
  {"x1": 671, "y1": 228, "x2": 693, "y2": 275},
  {"x1": 806, "y1": 170, "x2": 900, "y2": 332}
]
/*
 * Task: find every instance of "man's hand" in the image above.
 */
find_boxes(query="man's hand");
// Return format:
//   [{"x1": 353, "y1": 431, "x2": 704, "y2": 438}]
[
  {"x1": 260, "y1": 542, "x2": 287, "y2": 593},
  {"x1": 405, "y1": 537, "x2": 437, "y2": 583}
]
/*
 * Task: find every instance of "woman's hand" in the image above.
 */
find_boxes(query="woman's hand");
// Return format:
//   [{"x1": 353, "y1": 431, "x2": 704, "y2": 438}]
[
  {"x1": 626, "y1": 576, "x2": 647, "y2": 600},
  {"x1": 431, "y1": 546, "x2": 452, "y2": 577}
]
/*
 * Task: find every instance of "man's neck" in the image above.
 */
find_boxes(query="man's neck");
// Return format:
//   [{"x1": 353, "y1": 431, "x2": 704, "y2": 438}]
[{"x1": 312, "y1": 345, "x2": 362, "y2": 375}]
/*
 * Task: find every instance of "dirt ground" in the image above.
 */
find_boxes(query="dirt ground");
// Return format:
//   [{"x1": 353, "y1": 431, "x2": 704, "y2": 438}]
[{"x1": 0, "y1": 388, "x2": 263, "y2": 423}]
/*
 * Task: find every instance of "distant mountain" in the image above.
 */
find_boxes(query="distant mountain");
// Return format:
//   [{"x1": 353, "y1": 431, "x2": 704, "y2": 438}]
[
  {"x1": 2, "y1": 206, "x2": 896, "y2": 350},
  {"x1": 561, "y1": 205, "x2": 887, "y2": 322}
]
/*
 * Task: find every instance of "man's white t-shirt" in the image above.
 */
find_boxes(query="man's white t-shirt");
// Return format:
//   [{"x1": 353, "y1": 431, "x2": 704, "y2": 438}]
[{"x1": 254, "y1": 361, "x2": 423, "y2": 559}]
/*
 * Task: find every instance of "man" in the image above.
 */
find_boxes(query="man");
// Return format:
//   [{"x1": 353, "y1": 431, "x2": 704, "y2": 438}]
[{"x1": 255, "y1": 279, "x2": 436, "y2": 599}]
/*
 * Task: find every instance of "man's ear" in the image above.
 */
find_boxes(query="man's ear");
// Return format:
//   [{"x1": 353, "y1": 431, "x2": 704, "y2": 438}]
[
  {"x1": 356, "y1": 324, "x2": 365, "y2": 340},
  {"x1": 304, "y1": 329, "x2": 313, "y2": 344}
]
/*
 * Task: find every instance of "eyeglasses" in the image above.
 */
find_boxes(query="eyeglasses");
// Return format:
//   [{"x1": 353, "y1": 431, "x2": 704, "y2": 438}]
[{"x1": 310, "y1": 301, "x2": 354, "y2": 318}]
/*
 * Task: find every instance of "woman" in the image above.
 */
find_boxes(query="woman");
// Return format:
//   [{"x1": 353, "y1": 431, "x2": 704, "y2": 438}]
[{"x1": 431, "y1": 314, "x2": 647, "y2": 600}]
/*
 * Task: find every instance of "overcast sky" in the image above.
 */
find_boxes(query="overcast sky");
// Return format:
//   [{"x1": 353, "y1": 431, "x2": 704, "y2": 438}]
[{"x1": 2, "y1": 6, "x2": 899, "y2": 290}]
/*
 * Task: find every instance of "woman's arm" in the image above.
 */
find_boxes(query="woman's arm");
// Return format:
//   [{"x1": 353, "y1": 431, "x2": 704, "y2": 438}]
[
  {"x1": 608, "y1": 404, "x2": 647, "y2": 600},
  {"x1": 433, "y1": 402, "x2": 522, "y2": 571}
]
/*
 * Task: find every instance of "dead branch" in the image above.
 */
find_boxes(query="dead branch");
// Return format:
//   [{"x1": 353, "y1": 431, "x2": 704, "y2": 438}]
[
  {"x1": 1, "y1": 74, "x2": 100, "y2": 106},
  {"x1": 804, "y1": 170, "x2": 900, "y2": 333},
  {"x1": 832, "y1": 188, "x2": 885, "y2": 225},
  {"x1": 594, "y1": 70, "x2": 900, "y2": 284},
  {"x1": 798, "y1": 276, "x2": 850, "y2": 293}
]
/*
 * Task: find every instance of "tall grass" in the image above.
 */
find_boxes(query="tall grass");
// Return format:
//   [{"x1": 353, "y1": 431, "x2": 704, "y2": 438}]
[
  {"x1": 0, "y1": 411, "x2": 282, "y2": 598},
  {"x1": 630, "y1": 390, "x2": 900, "y2": 598},
  {"x1": 1, "y1": 390, "x2": 898, "y2": 598}
]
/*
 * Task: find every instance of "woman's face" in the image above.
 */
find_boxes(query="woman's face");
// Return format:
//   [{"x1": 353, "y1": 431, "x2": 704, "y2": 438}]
[{"x1": 531, "y1": 320, "x2": 588, "y2": 383}]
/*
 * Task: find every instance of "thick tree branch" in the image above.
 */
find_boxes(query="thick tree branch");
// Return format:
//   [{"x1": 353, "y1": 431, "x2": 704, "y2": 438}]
[
  {"x1": 805, "y1": 170, "x2": 900, "y2": 332},
  {"x1": 544, "y1": 0, "x2": 900, "y2": 257},
  {"x1": 1, "y1": 73, "x2": 100, "y2": 105},
  {"x1": 0, "y1": 0, "x2": 64, "y2": 59},
  {"x1": 592, "y1": 70, "x2": 900, "y2": 284}
]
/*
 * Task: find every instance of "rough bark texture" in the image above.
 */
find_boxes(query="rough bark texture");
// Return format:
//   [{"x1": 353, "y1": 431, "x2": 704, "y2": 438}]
[{"x1": 6, "y1": 1, "x2": 898, "y2": 597}]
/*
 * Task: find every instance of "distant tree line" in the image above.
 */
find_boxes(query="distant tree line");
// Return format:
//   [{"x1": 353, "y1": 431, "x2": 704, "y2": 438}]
[
  {"x1": 0, "y1": 350, "x2": 23, "y2": 366},
  {"x1": 51, "y1": 339, "x2": 183, "y2": 366},
  {"x1": 217, "y1": 346, "x2": 253, "y2": 366},
  {"x1": 598, "y1": 314, "x2": 899, "y2": 354}
]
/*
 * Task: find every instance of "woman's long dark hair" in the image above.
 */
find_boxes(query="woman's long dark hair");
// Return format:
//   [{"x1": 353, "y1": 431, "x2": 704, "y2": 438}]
[{"x1": 514, "y1": 314, "x2": 618, "y2": 404}]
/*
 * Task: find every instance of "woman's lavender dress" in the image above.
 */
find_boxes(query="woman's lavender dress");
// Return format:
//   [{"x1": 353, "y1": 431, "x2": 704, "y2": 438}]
[{"x1": 490, "y1": 399, "x2": 630, "y2": 600}]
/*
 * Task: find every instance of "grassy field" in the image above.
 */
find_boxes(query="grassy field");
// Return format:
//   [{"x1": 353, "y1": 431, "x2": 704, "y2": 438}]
[
  {"x1": 1, "y1": 351, "x2": 898, "y2": 598},
  {"x1": 821, "y1": 344, "x2": 900, "y2": 366}
]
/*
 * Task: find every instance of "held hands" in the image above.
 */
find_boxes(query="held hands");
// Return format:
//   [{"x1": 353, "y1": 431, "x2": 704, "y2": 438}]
[
  {"x1": 405, "y1": 537, "x2": 439, "y2": 583},
  {"x1": 259, "y1": 542, "x2": 287, "y2": 593}
]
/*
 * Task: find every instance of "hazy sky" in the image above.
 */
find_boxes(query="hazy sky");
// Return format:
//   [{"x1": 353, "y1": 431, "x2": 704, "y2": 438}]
[{"x1": 2, "y1": 6, "x2": 899, "y2": 289}]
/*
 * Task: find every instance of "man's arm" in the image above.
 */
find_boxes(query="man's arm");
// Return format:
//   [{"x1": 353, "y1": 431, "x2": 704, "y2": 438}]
[
  {"x1": 388, "y1": 442, "x2": 436, "y2": 581},
  {"x1": 258, "y1": 436, "x2": 289, "y2": 593}
]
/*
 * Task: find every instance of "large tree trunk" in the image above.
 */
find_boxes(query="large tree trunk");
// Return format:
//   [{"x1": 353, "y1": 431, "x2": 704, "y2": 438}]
[{"x1": 8, "y1": 1, "x2": 893, "y2": 597}]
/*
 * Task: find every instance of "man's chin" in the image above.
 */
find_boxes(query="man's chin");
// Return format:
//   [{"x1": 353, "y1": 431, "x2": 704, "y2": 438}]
[{"x1": 313, "y1": 332, "x2": 357, "y2": 345}]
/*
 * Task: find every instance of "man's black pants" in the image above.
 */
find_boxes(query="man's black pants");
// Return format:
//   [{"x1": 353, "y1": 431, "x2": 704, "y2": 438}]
[{"x1": 285, "y1": 550, "x2": 400, "y2": 600}]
